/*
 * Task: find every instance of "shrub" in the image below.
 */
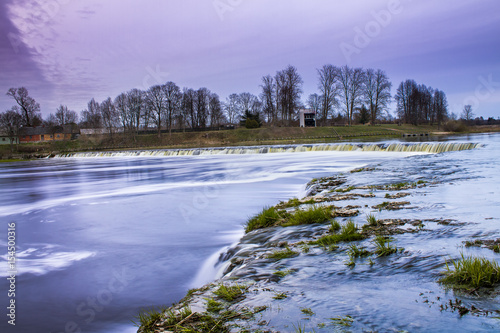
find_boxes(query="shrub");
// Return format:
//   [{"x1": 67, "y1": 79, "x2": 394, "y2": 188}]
[
  {"x1": 443, "y1": 120, "x2": 468, "y2": 132},
  {"x1": 245, "y1": 119, "x2": 260, "y2": 129}
]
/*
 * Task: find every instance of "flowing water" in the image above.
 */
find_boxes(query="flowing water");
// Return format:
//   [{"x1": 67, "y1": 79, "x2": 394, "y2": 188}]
[{"x1": 0, "y1": 135, "x2": 498, "y2": 332}]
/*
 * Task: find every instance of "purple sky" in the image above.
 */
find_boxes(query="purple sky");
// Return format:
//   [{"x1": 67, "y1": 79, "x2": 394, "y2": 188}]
[{"x1": 1, "y1": 0, "x2": 499, "y2": 118}]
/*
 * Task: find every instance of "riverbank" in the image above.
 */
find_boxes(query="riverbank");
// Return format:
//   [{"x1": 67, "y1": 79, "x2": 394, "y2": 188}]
[
  {"x1": 2, "y1": 124, "x2": 499, "y2": 160},
  {"x1": 135, "y1": 141, "x2": 500, "y2": 332}
]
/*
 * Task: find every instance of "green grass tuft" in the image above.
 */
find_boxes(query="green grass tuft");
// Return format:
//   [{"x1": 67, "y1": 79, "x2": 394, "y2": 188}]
[
  {"x1": 273, "y1": 292, "x2": 288, "y2": 300},
  {"x1": 366, "y1": 214, "x2": 379, "y2": 226},
  {"x1": 273, "y1": 269, "x2": 294, "y2": 277},
  {"x1": 133, "y1": 306, "x2": 168, "y2": 332},
  {"x1": 284, "y1": 205, "x2": 333, "y2": 226},
  {"x1": 293, "y1": 322, "x2": 316, "y2": 333},
  {"x1": 373, "y1": 236, "x2": 398, "y2": 256},
  {"x1": 335, "y1": 186, "x2": 356, "y2": 193},
  {"x1": 439, "y1": 254, "x2": 500, "y2": 290},
  {"x1": 329, "y1": 220, "x2": 341, "y2": 233},
  {"x1": 279, "y1": 198, "x2": 302, "y2": 208},
  {"x1": 213, "y1": 284, "x2": 247, "y2": 302},
  {"x1": 345, "y1": 257, "x2": 356, "y2": 267},
  {"x1": 311, "y1": 220, "x2": 365, "y2": 247},
  {"x1": 205, "y1": 298, "x2": 224, "y2": 313},
  {"x1": 245, "y1": 206, "x2": 283, "y2": 233},
  {"x1": 330, "y1": 315, "x2": 354, "y2": 327},
  {"x1": 347, "y1": 244, "x2": 371, "y2": 258},
  {"x1": 300, "y1": 307, "x2": 315, "y2": 316},
  {"x1": 267, "y1": 246, "x2": 299, "y2": 260}
]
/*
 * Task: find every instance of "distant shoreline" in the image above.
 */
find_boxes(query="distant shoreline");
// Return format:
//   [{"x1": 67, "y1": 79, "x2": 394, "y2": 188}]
[{"x1": 1, "y1": 124, "x2": 499, "y2": 162}]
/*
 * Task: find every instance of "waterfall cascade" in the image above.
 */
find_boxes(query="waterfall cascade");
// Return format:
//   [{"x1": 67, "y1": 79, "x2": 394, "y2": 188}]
[{"x1": 54, "y1": 142, "x2": 482, "y2": 158}]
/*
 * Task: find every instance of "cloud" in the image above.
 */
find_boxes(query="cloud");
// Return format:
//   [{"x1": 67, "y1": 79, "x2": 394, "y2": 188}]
[{"x1": 0, "y1": 0, "x2": 499, "y2": 117}]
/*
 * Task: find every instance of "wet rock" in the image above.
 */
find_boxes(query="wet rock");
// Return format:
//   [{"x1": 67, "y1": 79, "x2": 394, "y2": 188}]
[
  {"x1": 385, "y1": 192, "x2": 411, "y2": 199},
  {"x1": 334, "y1": 207, "x2": 360, "y2": 217},
  {"x1": 426, "y1": 219, "x2": 463, "y2": 226},
  {"x1": 372, "y1": 201, "x2": 411, "y2": 210},
  {"x1": 350, "y1": 167, "x2": 376, "y2": 173},
  {"x1": 306, "y1": 176, "x2": 347, "y2": 196},
  {"x1": 362, "y1": 219, "x2": 426, "y2": 235},
  {"x1": 464, "y1": 238, "x2": 500, "y2": 253}
]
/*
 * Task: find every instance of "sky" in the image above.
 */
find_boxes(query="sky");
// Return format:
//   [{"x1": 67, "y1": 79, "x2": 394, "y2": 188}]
[{"x1": 1, "y1": 0, "x2": 499, "y2": 119}]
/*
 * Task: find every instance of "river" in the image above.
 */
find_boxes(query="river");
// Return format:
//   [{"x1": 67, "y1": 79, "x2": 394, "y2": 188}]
[{"x1": 0, "y1": 134, "x2": 498, "y2": 332}]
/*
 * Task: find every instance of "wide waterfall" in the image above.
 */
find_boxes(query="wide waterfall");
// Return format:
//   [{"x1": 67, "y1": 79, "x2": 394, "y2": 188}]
[{"x1": 55, "y1": 142, "x2": 482, "y2": 158}]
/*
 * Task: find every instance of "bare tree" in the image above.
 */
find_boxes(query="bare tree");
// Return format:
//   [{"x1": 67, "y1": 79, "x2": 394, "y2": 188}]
[
  {"x1": 127, "y1": 89, "x2": 145, "y2": 132},
  {"x1": 0, "y1": 109, "x2": 23, "y2": 152},
  {"x1": 224, "y1": 93, "x2": 241, "y2": 124},
  {"x1": 163, "y1": 82, "x2": 182, "y2": 135},
  {"x1": 209, "y1": 93, "x2": 225, "y2": 127},
  {"x1": 275, "y1": 65, "x2": 303, "y2": 124},
  {"x1": 181, "y1": 88, "x2": 196, "y2": 130},
  {"x1": 80, "y1": 98, "x2": 102, "y2": 129},
  {"x1": 55, "y1": 105, "x2": 78, "y2": 125},
  {"x1": 44, "y1": 113, "x2": 58, "y2": 127},
  {"x1": 433, "y1": 90, "x2": 448, "y2": 129},
  {"x1": 101, "y1": 97, "x2": 119, "y2": 138},
  {"x1": 115, "y1": 93, "x2": 131, "y2": 131},
  {"x1": 418, "y1": 85, "x2": 434, "y2": 125},
  {"x1": 364, "y1": 69, "x2": 392, "y2": 125},
  {"x1": 238, "y1": 93, "x2": 259, "y2": 113},
  {"x1": 395, "y1": 79, "x2": 417, "y2": 125},
  {"x1": 317, "y1": 64, "x2": 339, "y2": 125},
  {"x1": 195, "y1": 88, "x2": 210, "y2": 129},
  {"x1": 338, "y1": 66, "x2": 365, "y2": 126},
  {"x1": 260, "y1": 75, "x2": 276, "y2": 124},
  {"x1": 461, "y1": 105, "x2": 474, "y2": 122},
  {"x1": 66, "y1": 110, "x2": 78, "y2": 124},
  {"x1": 146, "y1": 85, "x2": 167, "y2": 137},
  {"x1": 307, "y1": 93, "x2": 321, "y2": 115},
  {"x1": 6, "y1": 87, "x2": 41, "y2": 127}
]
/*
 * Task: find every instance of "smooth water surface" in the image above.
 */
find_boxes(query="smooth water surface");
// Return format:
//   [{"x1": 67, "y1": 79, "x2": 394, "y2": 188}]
[{"x1": 0, "y1": 146, "x2": 424, "y2": 333}]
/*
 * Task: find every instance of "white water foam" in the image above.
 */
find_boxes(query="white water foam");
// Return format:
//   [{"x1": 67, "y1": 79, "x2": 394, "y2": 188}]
[
  {"x1": 1, "y1": 246, "x2": 95, "y2": 277},
  {"x1": 55, "y1": 142, "x2": 482, "y2": 158}
]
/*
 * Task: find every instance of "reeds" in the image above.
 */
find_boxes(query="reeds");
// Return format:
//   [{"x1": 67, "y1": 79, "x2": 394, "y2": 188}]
[{"x1": 439, "y1": 254, "x2": 500, "y2": 290}]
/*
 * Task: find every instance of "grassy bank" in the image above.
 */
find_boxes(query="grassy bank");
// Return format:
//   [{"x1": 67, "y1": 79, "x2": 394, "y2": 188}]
[{"x1": 1, "y1": 124, "x2": 498, "y2": 160}]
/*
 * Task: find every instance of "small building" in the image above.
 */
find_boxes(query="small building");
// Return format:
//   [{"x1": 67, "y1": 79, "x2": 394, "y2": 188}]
[
  {"x1": 18, "y1": 125, "x2": 79, "y2": 143},
  {"x1": 299, "y1": 109, "x2": 316, "y2": 127},
  {"x1": 0, "y1": 131, "x2": 19, "y2": 145}
]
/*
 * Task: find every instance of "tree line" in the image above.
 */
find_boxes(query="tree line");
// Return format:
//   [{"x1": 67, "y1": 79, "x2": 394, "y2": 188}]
[
  {"x1": 395, "y1": 80, "x2": 448, "y2": 127},
  {"x1": 2, "y1": 63, "x2": 494, "y2": 143}
]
